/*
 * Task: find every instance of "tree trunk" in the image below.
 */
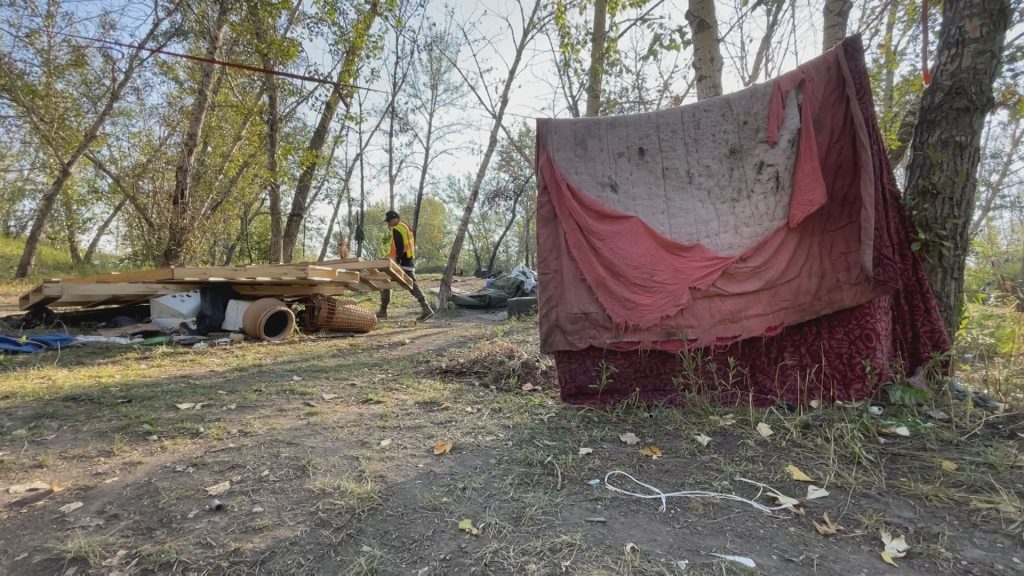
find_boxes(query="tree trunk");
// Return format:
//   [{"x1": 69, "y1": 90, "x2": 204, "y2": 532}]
[
  {"x1": 61, "y1": 197, "x2": 81, "y2": 267},
  {"x1": 486, "y1": 192, "x2": 521, "y2": 272},
  {"x1": 584, "y1": 0, "x2": 608, "y2": 117},
  {"x1": 437, "y1": 0, "x2": 544, "y2": 308},
  {"x1": 83, "y1": 197, "x2": 126, "y2": 264},
  {"x1": 904, "y1": 0, "x2": 1011, "y2": 338},
  {"x1": 14, "y1": 11, "x2": 168, "y2": 278},
  {"x1": 822, "y1": 0, "x2": 853, "y2": 52},
  {"x1": 411, "y1": 112, "x2": 435, "y2": 233},
  {"x1": 685, "y1": 0, "x2": 723, "y2": 100},
  {"x1": 970, "y1": 118, "x2": 1022, "y2": 238},
  {"x1": 318, "y1": 179, "x2": 349, "y2": 262},
  {"x1": 249, "y1": 3, "x2": 284, "y2": 263},
  {"x1": 282, "y1": 1, "x2": 379, "y2": 262},
  {"x1": 163, "y1": 0, "x2": 230, "y2": 266}
]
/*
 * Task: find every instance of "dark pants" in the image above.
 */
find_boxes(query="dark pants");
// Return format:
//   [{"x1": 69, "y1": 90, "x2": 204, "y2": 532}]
[{"x1": 380, "y1": 260, "x2": 426, "y2": 310}]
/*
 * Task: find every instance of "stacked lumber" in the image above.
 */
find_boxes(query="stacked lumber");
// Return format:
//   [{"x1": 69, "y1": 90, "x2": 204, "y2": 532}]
[{"x1": 19, "y1": 259, "x2": 412, "y2": 310}]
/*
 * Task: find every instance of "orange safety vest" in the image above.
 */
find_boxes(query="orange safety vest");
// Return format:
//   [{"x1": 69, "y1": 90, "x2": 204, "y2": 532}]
[{"x1": 389, "y1": 221, "x2": 415, "y2": 260}]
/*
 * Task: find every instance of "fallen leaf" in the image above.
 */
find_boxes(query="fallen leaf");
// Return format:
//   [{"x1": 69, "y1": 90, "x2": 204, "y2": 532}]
[
  {"x1": 808, "y1": 399, "x2": 821, "y2": 409},
  {"x1": 619, "y1": 432, "x2": 641, "y2": 445},
  {"x1": 694, "y1": 433, "x2": 712, "y2": 447},
  {"x1": 925, "y1": 409, "x2": 949, "y2": 421},
  {"x1": 292, "y1": 375, "x2": 302, "y2": 381},
  {"x1": 175, "y1": 403, "x2": 196, "y2": 410},
  {"x1": 8, "y1": 481, "x2": 51, "y2": 494},
  {"x1": 458, "y1": 518, "x2": 481, "y2": 536},
  {"x1": 756, "y1": 422, "x2": 774, "y2": 438},
  {"x1": 880, "y1": 529, "x2": 909, "y2": 567},
  {"x1": 939, "y1": 459, "x2": 958, "y2": 472},
  {"x1": 578, "y1": 447, "x2": 594, "y2": 456},
  {"x1": 59, "y1": 501, "x2": 84, "y2": 514},
  {"x1": 520, "y1": 383, "x2": 537, "y2": 392},
  {"x1": 806, "y1": 485, "x2": 829, "y2": 500},
  {"x1": 707, "y1": 553, "x2": 756, "y2": 568},
  {"x1": 433, "y1": 440, "x2": 452, "y2": 455},
  {"x1": 786, "y1": 464, "x2": 814, "y2": 482},
  {"x1": 205, "y1": 481, "x2": 231, "y2": 496},
  {"x1": 321, "y1": 393, "x2": 338, "y2": 401},
  {"x1": 380, "y1": 439, "x2": 393, "y2": 448},
  {"x1": 814, "y1": 512, "x2": 844, "y2": 536},
  {"x1": 640, "y1": 446, "x2": 663, "y2": 459}
]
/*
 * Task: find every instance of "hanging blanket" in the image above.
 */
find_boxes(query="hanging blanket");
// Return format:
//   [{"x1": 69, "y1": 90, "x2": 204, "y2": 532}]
[
  {"x1": 537, "y1": 36, "x2": 950, "y2": 406},
  {"x1": 538, "y1": 36, "x2": 886, "y2": 352}
]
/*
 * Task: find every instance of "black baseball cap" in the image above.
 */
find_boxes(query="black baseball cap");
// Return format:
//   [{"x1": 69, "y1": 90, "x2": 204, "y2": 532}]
[{"x1": 384, "y1": 210, "x2": 400, "y2": 222}]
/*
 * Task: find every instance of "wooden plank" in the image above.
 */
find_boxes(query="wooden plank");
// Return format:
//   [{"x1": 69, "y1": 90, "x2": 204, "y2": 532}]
[
  {"x1": 50, "y1": 268, "x2": 175, "y2": 284},
  {"x1": 231, "y1": 284, "x2": 358, "y2": 298},
  {"x1": 170, "y1": 264, "x2": 336, "y2": 282}
]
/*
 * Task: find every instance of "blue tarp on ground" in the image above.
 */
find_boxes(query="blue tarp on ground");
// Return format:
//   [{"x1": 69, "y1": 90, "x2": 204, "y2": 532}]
[{"x1": 0, "y1": 334, "x2": 76, "y2": 354}]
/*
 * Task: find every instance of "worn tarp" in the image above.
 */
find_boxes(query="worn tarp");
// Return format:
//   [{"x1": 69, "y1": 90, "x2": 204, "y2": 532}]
[{"x1": 537, "y1": 37, "x2": 882, "y2": 352}]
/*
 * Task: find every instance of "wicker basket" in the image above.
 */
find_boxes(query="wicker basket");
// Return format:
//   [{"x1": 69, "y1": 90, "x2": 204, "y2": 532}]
[{"x1": 305, "y1": 295, "x2": 377, "y2": 333}]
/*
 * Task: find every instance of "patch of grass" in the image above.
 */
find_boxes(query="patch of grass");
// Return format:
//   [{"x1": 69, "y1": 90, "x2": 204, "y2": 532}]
[
  {"x1": 312, "y1": 476, "x2": 381, "y2": 516},
  {"x1": 136, "y1": 542, "x2": 179, "y2": 571},
  {"x1": 49, "y1": 531, "x2": 118, "y2": 566},
  {"x1": 475, "y1": 532, "x2": 585, "y2": 574},
  {"x1": 343, "y1": 547, "x2": 382, "y2": 575}
]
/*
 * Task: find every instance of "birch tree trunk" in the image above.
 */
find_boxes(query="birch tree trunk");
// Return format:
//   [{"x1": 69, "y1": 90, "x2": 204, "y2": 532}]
[
  {"x1": 904, "y1": 0, "x2": 1011, "y2": 337},
  {"x1": 584, "y1": 0, "x2": 608, "y2": 117},
  {"x1": 822, "y1": 0, "x2": 853, "y2": 52},
  {"x1": 84, "y1": 197, "x2": 127, "y2": 265},
  {"x1": 685, "y1": 0, "x2": 723, "y2": 101}
]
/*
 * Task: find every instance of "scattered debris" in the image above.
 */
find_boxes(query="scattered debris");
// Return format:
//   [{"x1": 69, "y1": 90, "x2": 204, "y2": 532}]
[
  {"x1": 640, "y1": 446, "x2": 663, "y2": 459},
  {"x1": 8, "y1": 481, "x2": 52, "y2": 494},
  {"x1": 578, "y1": 447, "x2": 594, "y2": 455},
  {"x1": 584, "y1": 517, "x2": 606, "y2": 523},
  {"x1": 205, "y1": 481, "x2": 231, "y2": 496},
  {"x1": 756, "y1": 422, "x2": 774, "y2": 438},
  {"x1": 786, "y1": 464, "x2": 813, "y2": 482},
  {"x1": 58, "y1": 501, "x2": 84, "y2": 514},
  {"x1": 707, "y1": 553, "x2": 756, "y2": 568},
  {"x1": 457, "y1": 518, "x2": 481, "y2": 536},
  {"x1": 619, "y1": 432, "x2": 641, "y2": 445},
  {"x1": 880, "y1": 529, "x2": 910, "y2": 566},
  {"x1": 806, "y1": 485, "x2": 829, "y2": 500},
  {"x1": 694, "y1": 433, "x2": 712, "y2": 447},
  {"x1": 208, "y1": 499, "x2": 225, "y2": 512},
  {"x1": 814, "y1": 512, "x2": 844, "y2": 536},
  {"x1": 425, "y1": 340, "x2": 555, "y2": 392},
  {"x1": 320, "y1": 393, "x2": 338, "y2": 401},
  {"x1": 380, "y1": 439, "x2": 393, "y2": 448}
]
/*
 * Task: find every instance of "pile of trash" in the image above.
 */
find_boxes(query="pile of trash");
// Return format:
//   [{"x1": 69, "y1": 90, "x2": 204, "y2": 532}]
[{"x1": 451, "y1": 265, "x2": 538, "y2": 309}]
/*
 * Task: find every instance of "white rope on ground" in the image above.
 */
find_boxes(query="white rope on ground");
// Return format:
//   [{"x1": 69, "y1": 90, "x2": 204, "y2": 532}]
[{"x1": 602, "y1": 471, "x2": 795, "y2": 514}]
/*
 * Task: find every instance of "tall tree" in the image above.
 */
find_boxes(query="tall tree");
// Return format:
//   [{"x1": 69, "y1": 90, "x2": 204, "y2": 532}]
[
  {"x1": 686, "y1": 0, "x2": 722, "y2": 100},
  {"x1": 584, "y1": 0, "x2": 609, "y2": 116},
  {"x1": 437, "y1": 0, "x2": 551, "y2": 308},
  {"x1": 163, "y1": 0, "x2": 231, "y2": 266},
  {"x1": 409, "y1": 15, "x2": 466, "y2": 234},
  {"x1": 3, "y1": 2, "x2": 175, "y2": 277},
  {"x1": 822, "y1": 0, "x2": 853, "y2": 51},
  {"x1": 904, "y1": 0, "x2": 1012, "y2": 336},
  {"x1": 281, "y1": 0, "x2": 383, "y2": 262}
]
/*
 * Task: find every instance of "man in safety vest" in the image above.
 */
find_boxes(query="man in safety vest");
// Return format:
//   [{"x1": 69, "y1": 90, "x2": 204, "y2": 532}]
[{"x1": 378, "y1": 210, "x2": 434, "y2": 321}]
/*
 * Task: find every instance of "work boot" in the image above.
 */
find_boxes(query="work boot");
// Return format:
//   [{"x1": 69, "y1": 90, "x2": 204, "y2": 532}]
[
  {"x1": 416, "y1": 302, "x2": 434, "y2": 322},
  {"x1": 376, "y1": 308, "x2": 387, "y2": 320}
]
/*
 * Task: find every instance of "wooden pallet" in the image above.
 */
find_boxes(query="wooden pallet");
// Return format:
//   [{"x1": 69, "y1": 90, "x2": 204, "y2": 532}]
[{"x1": 19, "y1": 259, "x2": 415, "y2": 310}]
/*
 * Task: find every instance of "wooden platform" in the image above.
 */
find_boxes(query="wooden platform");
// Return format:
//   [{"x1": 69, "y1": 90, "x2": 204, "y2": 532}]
[{"x1": 19, "y1": 259, "x2": 414, "y2": 310}]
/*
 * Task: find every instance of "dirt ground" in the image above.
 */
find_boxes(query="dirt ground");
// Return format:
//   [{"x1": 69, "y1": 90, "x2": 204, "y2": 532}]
[{"x1": 0, "y1": 285, "x2": 1022, "y2": 575}]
